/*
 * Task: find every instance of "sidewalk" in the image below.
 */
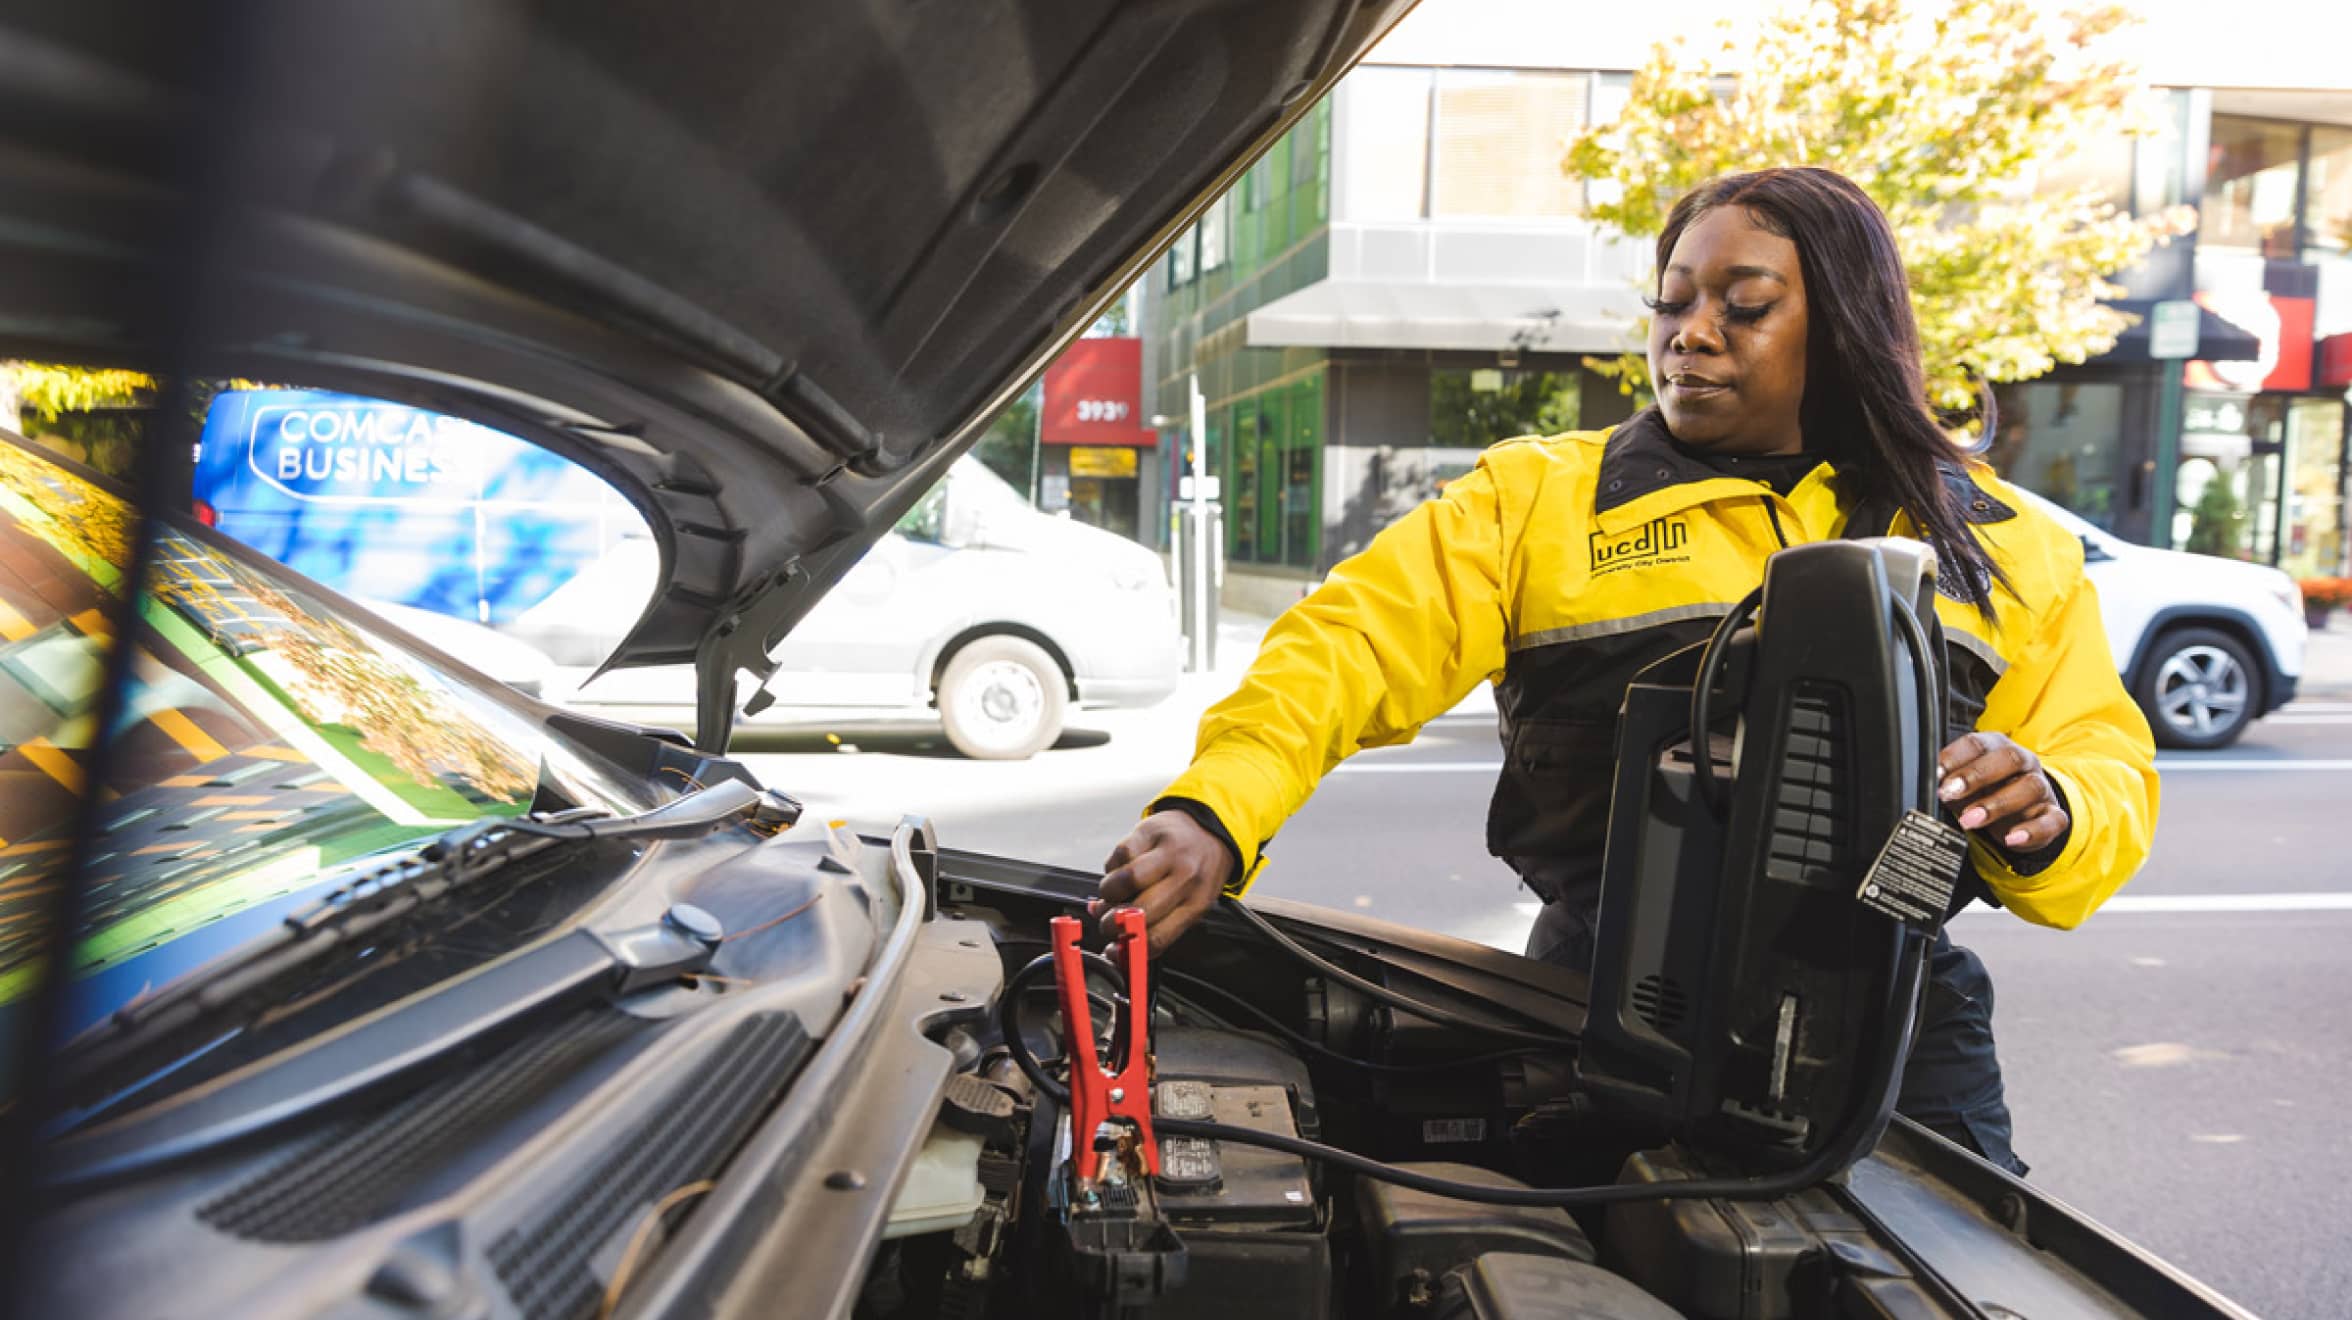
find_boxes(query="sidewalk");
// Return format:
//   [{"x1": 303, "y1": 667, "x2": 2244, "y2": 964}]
[{"x1": 2302, "y1": 616, "x2": 2352, "y2": 701}]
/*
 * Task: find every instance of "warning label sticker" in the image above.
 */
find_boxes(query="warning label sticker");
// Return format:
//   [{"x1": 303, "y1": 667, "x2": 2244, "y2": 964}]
[{"x1": 1856, "y1": 809, "x2": 1969, "y2": 929}]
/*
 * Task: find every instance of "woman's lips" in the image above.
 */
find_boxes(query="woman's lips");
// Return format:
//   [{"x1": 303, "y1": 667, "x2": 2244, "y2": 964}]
[{"x1": 1667, "y1": 378, "x2": 1730, "y2": 400}]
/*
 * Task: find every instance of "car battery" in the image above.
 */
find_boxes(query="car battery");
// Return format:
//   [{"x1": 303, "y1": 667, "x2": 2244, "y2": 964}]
[{"x1": 1146, "y1": 1078, "x2": 1331, "y2": 1320}]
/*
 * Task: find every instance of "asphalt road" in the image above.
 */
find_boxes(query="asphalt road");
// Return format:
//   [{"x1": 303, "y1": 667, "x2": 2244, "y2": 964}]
[{"x1": 733, "y1": 680, "x2": 2352, "y2": 1320}]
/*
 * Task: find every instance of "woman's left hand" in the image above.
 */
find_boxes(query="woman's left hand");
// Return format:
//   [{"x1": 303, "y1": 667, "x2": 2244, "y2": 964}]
[{"x1": 1936, "y1": 732, "x2": 2069, "y2": 853}]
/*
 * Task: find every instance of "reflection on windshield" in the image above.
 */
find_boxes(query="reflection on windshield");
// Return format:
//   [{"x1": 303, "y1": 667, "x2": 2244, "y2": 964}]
[{"x1": 0, "y1": 435, "x2": 653, "y2": 1019}]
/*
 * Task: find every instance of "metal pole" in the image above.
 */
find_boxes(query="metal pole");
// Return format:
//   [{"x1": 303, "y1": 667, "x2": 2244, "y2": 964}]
[
  {"x1": 2152, "y1": 366, "x2": 2184, "y2": 549},
  {"x1": 1027, "y1": 384, "x2": 1044, "y2": 506}
]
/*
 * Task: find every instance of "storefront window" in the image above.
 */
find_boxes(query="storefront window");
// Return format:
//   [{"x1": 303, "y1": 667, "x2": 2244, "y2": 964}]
[
  {"x1": 2176, "y1": 455, "x2": 2251, "y2": 558},
  {"x1": 2307, "y1": 126, "x2": 2352, "y2": 257},
  {"x1": 1430, "y1": 69, "x2": 1589, "y2": 219},
  {"x1": 2281, "y1": 397, "x2": 2348, "y2": 579},
  {"x1": 2133, "y1": 90, "x2": 2192, "y2": 216},
  {"x1": 1231, "y1": 404, "x2": 1262, "y2": 562},
  {"x1": 1281, "y1": 376, "x2": 1323, "y2": 568},
  {"x1": 2203, "y1": 116, "x2": 2304, "y2": 257},
  {"x1": 1429, "y1": 368, "x2": 1580, "y2": 451},
  {"x1": 2175, "y1": 392, "x2": 2282, "y2": 561},
  {"x1": 1219, "y1": 375, "x2": 1325, "y2": 568},
  {"x1": 1985, "y1": 381, "x2": 2125, "y2": 530},
  {"x1": 2310, "y1": 130, "x2": 2352, "y2": 335},
  {"x1": 1340, "y1": 66, "x2": 1434, "y2": 221}
]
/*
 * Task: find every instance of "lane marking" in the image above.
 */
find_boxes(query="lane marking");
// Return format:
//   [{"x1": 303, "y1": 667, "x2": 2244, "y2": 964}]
[
  {"x1": 1342, "y1": 748, "x2": 2352, "y2": 774},
  {"x1": 1519, "y1": 894, "x2": 2352, "y2": 913},
  {"x1": 1415, "y1": 703, "x2": 2351, "y2": 724},
  {"x1": 2062, "y1": 892, "x2": 2352, "y2": 914},
  {"x1": 1346, "y1": 758, "x2": 2352, "y2": 774},
  {"x1": 2154, "y1": 759, "x2": 2352, "y2": 771}
]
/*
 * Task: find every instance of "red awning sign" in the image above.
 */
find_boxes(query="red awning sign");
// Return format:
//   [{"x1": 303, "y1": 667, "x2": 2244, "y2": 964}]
[{"x1": 1041, "y1": 337, "x2": 1155, "y2": 446}]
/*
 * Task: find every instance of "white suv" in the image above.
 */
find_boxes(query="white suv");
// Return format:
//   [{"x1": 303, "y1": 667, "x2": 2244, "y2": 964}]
[{"x1": 2013, "y1": 489, "x2": 2308, "y2": 749}]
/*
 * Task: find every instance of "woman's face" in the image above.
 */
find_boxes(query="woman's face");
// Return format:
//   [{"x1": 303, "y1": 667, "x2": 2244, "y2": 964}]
[{"x1": 1647, "y1": 206, "x2": 1811, "y2": 456}]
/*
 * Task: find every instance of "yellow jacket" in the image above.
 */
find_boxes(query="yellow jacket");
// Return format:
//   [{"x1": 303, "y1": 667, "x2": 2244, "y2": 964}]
[{"x1": 1157, "y1": 411, "x2": 2159, "y2": 929}]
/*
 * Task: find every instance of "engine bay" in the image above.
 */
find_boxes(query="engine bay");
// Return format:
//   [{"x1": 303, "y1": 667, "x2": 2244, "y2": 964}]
[
  {"x1": 861, "y1": 542, "x2": 1970, "y2": 1320},
  {"x1": 853, "y1": 876, "x2": 1947, "y2": 1320}
]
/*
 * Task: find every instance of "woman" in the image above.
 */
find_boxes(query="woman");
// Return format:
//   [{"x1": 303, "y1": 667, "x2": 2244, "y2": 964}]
[{"x1": 1095, "y1": 167, "x2": 2160, "y2": 1172}]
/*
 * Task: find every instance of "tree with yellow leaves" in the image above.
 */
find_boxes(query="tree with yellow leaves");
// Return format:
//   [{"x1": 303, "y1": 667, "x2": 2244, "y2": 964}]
[{"x1": 1565, "y1": 0, "x2": 2195, "y2": 419}]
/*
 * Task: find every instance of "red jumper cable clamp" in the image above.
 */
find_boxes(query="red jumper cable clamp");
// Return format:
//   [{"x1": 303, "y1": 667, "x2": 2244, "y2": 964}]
[{"x1": 1049, "y1": 908, "x2": 1161, "y2": 1184}]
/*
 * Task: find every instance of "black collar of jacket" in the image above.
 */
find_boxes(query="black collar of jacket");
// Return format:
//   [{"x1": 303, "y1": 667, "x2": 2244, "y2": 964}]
[{"x1": 1594, "y1": 407, "x2": 2016, "y2": 527}]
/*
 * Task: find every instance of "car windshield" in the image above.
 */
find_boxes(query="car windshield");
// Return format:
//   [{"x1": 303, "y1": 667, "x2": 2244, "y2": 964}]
[{"x1": 0, "y1": 433, "x2": 661, "y2": 1056}]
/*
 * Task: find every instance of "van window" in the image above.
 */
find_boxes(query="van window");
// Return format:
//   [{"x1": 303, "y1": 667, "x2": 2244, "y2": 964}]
[{"x1": 194, "y1": 388, "x2": 646, "y2": 627}]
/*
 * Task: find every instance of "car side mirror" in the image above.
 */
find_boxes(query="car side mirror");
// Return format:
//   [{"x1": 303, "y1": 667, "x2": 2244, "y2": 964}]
[{"x1": 2080, "y1": 534, "x2": 2114, "y2": 563}]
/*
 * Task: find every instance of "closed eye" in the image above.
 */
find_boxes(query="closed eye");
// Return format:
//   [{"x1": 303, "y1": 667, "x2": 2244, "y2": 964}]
[{"x1": 1642, "y1": 296, "x2": 1775, "y2": 323}]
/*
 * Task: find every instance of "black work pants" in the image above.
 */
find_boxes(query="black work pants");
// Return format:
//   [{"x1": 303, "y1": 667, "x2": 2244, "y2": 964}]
[{"x1": 1526, "y1": 893, "x2": 2028, "y2": 1176}]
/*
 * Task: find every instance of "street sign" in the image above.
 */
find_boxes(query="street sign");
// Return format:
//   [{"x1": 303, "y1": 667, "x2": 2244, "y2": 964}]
[
  {"x1": 1069, "y1": 445, "x2": 1138, "y2": 478},
  {"x1": 2149, "y1": 299, "x2": 2201, "y2": 361},
  {"x1": 1178, "y1": 475, "x2": 1222, "y2": 501}
]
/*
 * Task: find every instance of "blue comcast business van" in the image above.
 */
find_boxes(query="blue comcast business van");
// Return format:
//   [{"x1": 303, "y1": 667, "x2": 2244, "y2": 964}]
[
  {"x1": 193, "y1": 388, "x2": 644, "y2": 627},
  {"x1": 193, "y1": 388, "x2": 1179, "y2": 759}
]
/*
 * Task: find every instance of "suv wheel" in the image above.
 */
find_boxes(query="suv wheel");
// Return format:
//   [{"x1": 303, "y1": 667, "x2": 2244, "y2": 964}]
[
  {"x1": 2134, "y1": 627, "x2": 2259, "y2": 750},
  {"x1": 937, "y1": 635, "x2": 1067, "y2": 760}
]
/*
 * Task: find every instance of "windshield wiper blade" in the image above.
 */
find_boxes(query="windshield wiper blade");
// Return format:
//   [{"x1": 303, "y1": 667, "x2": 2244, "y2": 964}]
[{"x1": 48, "y1": 779, "x2": 781, "y2": 1113}]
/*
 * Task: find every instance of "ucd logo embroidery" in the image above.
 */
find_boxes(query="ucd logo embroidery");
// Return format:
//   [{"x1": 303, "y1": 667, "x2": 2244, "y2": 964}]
[{"x1": 1588, "y1": 517, "x2": 1691, "y2": 576}]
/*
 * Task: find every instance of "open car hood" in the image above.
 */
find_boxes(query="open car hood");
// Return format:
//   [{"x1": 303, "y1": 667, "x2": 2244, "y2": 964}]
[{"x1": 0, "y1": 0, "x2": 1412, "y2": 747}]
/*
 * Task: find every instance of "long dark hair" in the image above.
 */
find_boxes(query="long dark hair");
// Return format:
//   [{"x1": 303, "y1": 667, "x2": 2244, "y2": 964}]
[{"x1": 1654, "y1": 167, "x2": 2009, "y2": 611}]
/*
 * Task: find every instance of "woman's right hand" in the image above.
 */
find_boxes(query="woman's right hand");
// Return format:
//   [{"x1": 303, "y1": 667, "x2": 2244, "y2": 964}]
[{"x1": 1093, "y1": 811, "x2": 1234, "y2": 954}]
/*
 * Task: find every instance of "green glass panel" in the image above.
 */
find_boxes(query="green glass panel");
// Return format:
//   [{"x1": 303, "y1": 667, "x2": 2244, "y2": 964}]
[
  {"x1": 1231, "y1": 400, "x2": 1263, "y2": 562},
  {"x1": 1283, "y1": 374, "x2": 1323, "y2": 569},
  {"x1": 1257, "y1": 390, "x2": 1287, "y2": 562}
]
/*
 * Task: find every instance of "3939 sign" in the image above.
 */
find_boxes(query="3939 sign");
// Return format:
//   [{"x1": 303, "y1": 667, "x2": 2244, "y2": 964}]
[{"x1": 1041, "y1": 336, "x2": 1151, "y2": 446}]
